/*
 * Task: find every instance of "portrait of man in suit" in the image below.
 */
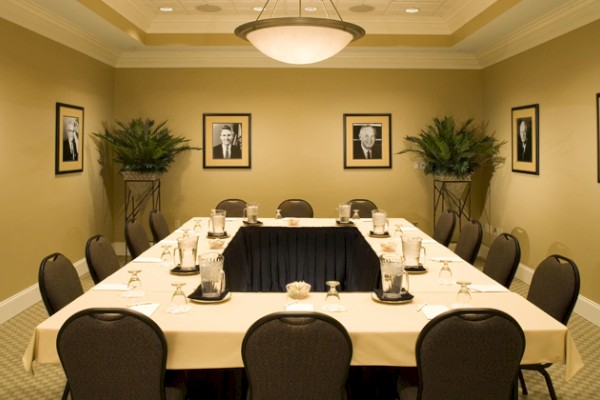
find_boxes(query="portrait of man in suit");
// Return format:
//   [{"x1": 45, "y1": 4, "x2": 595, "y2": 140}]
[
  {"x1": 213, "y1": 124, "x2": 242, "y2": 159},
  {"x1": 62, "y1": 116, "x2": 79, "y2": 162},
  {"x1": 353, "y1": 124, "x2": 382, "y2": 160},
  {"x1": 517, "y1": 118, "x2": 532, "y2": 162}
]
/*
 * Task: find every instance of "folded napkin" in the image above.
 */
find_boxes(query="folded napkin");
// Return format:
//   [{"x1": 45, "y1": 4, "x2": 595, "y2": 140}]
[
  {"x1": 188, "y1": 287, "x2": 230, "y2": 301},
  {"x1": 159, "y1": 239, "x2": 178, "y2": 246},
  {"x1": 132, "y1": 257, "x2": 163, "y2": 263},
  {"x1": 373, "y1": 289, "x2": 414, "y2": 302},
  {"x1": 421, "y1": 304, "x2": 449, "y2": 320},
  {"x1": 92, "y1": 283, "x2": 128, "y2": 291},
  {"x1": 285, "y1": 303, "x2": 314, "y2": 311},
  {"x1": 469, "y1": 284, "x2": 508, "y2": 293},
  {"x1": 421, "y1": 239, "x2": 437, "y2": 244},
  {"x1": 128, "y1": 303, "x2": 160, "y2": 316}
]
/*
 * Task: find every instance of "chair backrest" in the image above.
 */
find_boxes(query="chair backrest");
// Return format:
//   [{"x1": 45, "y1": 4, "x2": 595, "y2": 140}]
[
  {"x1": 277, "y1": 199, "x2": 314, "y2": 218},
  {"x1": 482, "y1": 233, "x2": 521, "y2": 288},
  {"x1": 242, "y1": 311, "x2": 352, "y2": 400},
  {"x1": 432, "y1": 211, "x2": 456, "y2": 247},
  {"x1": 57, "y1": 308, "x2": 169, "y2": 400},
  {"x1": 415, "y1": 308, "x2": 525, "y2": 400},
  {"x1": 453, "y1": 219, "x2": 482, "y2": 264},
  {"x1": 38, "y1": 253, "x2": 84, "y2": 315},
  {"x1": 149, "y1": 210, "x2": 171, "y2": 243},
  {"x1": 125, "y1": 219, "x2": 151, "y2": 258},
  {"x1": 347, "y1": 199, "x2": 378, "y2": 219},
  {"x1": 216, "y1": 199, "x2": 247, "y2": 218},
  {"x1": 527, "y1": 254, "x2": 580, "y2": 324},
  {"x1": 85, "y1": 234, "x2": 121, "y2": 284}
]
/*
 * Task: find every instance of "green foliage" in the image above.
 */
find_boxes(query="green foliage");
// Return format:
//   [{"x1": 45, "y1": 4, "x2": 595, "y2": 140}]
[
  {"x1": 94, "y1": 118, "x2": 200, "y2": 173},
  {"x1": 398, "y1": 116, "x2": 505, "y2": 179}
]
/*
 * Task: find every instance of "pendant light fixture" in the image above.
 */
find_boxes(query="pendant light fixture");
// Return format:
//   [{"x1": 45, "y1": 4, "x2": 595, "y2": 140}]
[{"x1": 235, "y1": 0, "x2": 365, "y2": 65}]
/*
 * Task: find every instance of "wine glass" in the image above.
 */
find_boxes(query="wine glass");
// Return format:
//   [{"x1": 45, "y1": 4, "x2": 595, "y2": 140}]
[
  {"x1": 193, "y1": 219, "x2": 203, "y2": 234},
  {"x1": 454, "y1": 281, "x2": 472, "y2": 308},
  {"x1": 352, "y1": 209, "x2": 360, "y2": 220},
  {"x1": 437, "y1": 260, "x2": 453, "y2": 285},
  {"x1": 123, "y1": 269, "x2": 144, "y2": 298},
  {"x1": 160, "y1": 245, "x2": 175, "y2": 269},
  {"x1": 167, "y1": 282, "x2": 191, "y2": 314},
  {"x1": 323, "y1": 281, "x2": 345, "y2": 312},
  {"x1": 393, "y1": 224, "x2": 403, "y2": 243}
]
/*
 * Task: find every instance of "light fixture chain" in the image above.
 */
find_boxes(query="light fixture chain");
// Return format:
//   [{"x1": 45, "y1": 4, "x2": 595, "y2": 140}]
[{"x1": 328, "y1": 0, "x2": 345, "y2": 22}]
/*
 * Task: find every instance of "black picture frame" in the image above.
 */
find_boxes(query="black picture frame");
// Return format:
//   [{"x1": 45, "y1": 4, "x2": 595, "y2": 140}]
[
  {"x1": 511, "y1": 104, "x2": 539, "y2": 175},
  {"x1": 55, "y1": 102, "x2": 84, "y2": 174},
  {"x1": 203, "y1": 113, "x2": 251, "y2": 169},
  {"x1": 343, "y1": 113, "x2": 392, "y2": 169}
]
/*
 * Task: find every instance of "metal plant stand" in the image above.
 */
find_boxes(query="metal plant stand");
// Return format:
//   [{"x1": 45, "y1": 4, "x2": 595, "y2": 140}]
[
  {"x1": 124, "y1": 176, "x2": 161, "y2": 259},
  {"x1": 433, "y1": 179, "x2": 471, "y2": 234}
]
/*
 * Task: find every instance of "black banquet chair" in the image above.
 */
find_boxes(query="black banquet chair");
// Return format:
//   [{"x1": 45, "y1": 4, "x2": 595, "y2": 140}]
[
  {"x1": 453, "y1": 219, "x2": 482, "y2": 264},
  {"x1": 432, "y1": 211, "x2": 456, "y2": 247},
  {"x1": 518, "y1": 254, "x2": 580, "y2": 400},
  {"x1": 125, "y1": 219, "x2": 151, "y2": 258},
  {"x1": 398, "y1": 308, "x2": 525, "y2": 400},
  {"x1": 85, "y1": 234, "x2": 121, "y2": 285},
  {"x1": 57, "y1": 308, "x2": 186, "y2": 400},
  {"x1": 347, "y1": 199, "x2": 378, "y2": 219},
  {"x1": 277, "y1": 199, "x2": 314, "y2": 218},
  {"x1": 242, "y1": 311, "x2": 352, "y2": 400},
  {"x1": 38, "y1": 252, "x2": 85, "y2": 400},
  {"x1": 149, "y1": 210, "x2": 171, "y2": 243},
  {"x1": 482, "y1": 233, "x2": 521, "y2": 288},
  {"x1": 216, "y1": 198, "x2": 247, "y2": 218}
]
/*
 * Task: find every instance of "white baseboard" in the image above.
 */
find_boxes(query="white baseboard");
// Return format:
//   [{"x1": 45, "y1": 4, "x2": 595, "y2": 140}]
[
  {"x1": 3, "y1": 246, "x2": 600, "y2": 328},
  {"x1": 0, "y1": 257, "x2": 89, "y2": 325}
]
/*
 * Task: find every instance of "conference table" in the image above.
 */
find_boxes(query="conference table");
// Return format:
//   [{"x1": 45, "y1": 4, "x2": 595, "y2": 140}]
[{"x1": 23, "y1": 217, "x2": 583, "y2": 382}]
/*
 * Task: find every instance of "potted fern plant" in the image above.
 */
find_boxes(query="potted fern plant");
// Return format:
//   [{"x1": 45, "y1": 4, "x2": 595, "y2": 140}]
[
  {"x1": 398, "y1": 116, "x2": 505, "y2": 180},
  {"x1": 94, "y1": 117, "x2": 200, "y2": 181}
]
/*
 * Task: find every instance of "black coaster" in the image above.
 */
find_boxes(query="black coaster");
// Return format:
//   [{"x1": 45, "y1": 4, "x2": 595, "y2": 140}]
[
  {"x1": 188, "y1": 287, "x2": 230, "y2": 302},
  {"x1": 373, "y1": 289, "x2": 414, "y2": 302},
  {"x1": 170, "y1": 265, "x2": 200, "y2": 275},
  {"x1": 369, "y1": 231, "x2": 390, "y2": 238},
  {"x1": 207, "y1": 231, "x2": 229, "y2": 239},
  {"x1": 404, "y1": 264, "x2": 426, "y2": 273},
  {"x1": 242, "y1": 220, "x2": 263, "y2": 226}
]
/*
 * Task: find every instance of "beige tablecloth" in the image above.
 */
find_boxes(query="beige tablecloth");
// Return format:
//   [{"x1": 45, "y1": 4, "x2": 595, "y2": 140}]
[{"x1": 23, "y1": 218, "x2": 584, "y2": 380}]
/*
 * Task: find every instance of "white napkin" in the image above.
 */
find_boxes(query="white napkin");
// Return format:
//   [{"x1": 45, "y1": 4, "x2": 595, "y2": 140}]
[
  {"x1": 159, "y1": 239, "x2": 178, "y2": 246},
  {"x1": 92, "y1": 283, "x2": 128, "y2": 291},
  {"x1": 469, "y1": 284, "x2": 508, "y2": 292},
  {"x1": 285, "y1": 303, "x2": 314, "y2": 311},
  {"x1": 430, "y1": 256, "x2": 464, "y2": 262},
  {"x1": 421, "y1": 305, "x2": 449, "y2": 320},
  {"x1": 128, "y1": 303, "x2": 160, "y2": 316},
  {"x1": 421, "y1": 239, "x2": 437, "y2": 244},
  {"x1": 132, "y1": 257, "x2": 163, "y2": 263}
]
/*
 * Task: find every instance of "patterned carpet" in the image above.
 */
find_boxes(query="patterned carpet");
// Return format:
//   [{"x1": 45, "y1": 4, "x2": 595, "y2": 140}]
[{"x1": 1, "y1": 272, "x2": 599, "y2": 399}]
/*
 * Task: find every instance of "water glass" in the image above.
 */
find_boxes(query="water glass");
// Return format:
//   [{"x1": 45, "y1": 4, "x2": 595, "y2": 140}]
[
  {"x1": 244, "y1": 203, "x2": 259, "y2": 224},
  {"x1": 337, "y1": 202, "x2": 351, "y2": 223},
  {"x1": 437, "y1": 260, "x2": 453, "y2": 285},
  {"x1": 209, "y1": 209, "x2": 226, "y2": 235},
  {"x1": 167, "y1": 282, "x2": 191, "y2": 314},
  {"x1": 455, "y1": 281, "x2": 472, "y2": 308},
  {"x1": 160, "y1": 245, "x2": 175, "y2": 269},
  {"x1": 123, "y1": 269, "x2": 144, "y2": 298},
  {"x1": 352, "y1": 209, "x2": 360, "y2": 220},
  {"x1": 323, "y1": 281, "x2": 345, "y2": 312},
  {"x1": 372, "y1": 209, "x2": 388, "y2": 235}
]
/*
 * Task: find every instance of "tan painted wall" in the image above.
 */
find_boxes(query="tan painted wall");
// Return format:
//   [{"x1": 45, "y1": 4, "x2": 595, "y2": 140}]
[
  {"x1": 112, "y1": 68, "x2": 483, "y2": 241},
  {"x1": 0, "y1": 19, "x2": 115, "y2": 300},
  {"x1": 482, "y1": 20, "x2": 600, "y2": 303}
]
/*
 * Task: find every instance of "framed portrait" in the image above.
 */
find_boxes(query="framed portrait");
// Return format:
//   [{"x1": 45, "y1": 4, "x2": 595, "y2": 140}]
[
  {"x1": 55, "y1": 102, "x2": 84, "y2": 174},
  {"x1": 597, "y1": 93, "x2": 600, "y2": 182},
  {"x1": 511, "y1": 104, "x2": 539, "y2": 175},
  {"x1": 343, "y1": 114, "x2": 392, "y2": 169},
  {"x1": 203, "y1": 113, "x2": 251, "y2": 169}
]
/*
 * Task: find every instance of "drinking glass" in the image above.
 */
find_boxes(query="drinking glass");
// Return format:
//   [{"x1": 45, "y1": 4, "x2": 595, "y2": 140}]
[
  {"x1": 160, "y1": 245, "x2": 175, "y2": 269},
  {"x1": 244, "y1": 203, "x2": 259, "y2": 224},
  {"x1": 393, "y1": 225, "x2": 403, "y2": 242},
  {"x1": 193, "y1": 219, "x2": 203, "y2": 233},
  {"x1": 455, "y1": 281, "x2": 472, "y2": 308},
  {"x1": 352, "y1": 209, "x2": 360, "y2": 220},
  {"x1": 437, "y1": 260, "x2": 453, "y2": 285},
  {"x1": 323, "y1": 281, "x2": 345, "y2": 312},
  {"x1": 167, "y1": 282, "x2": 191, "y2": 314},
  {"x1": 275, "y1": 209, "x2": 283, "y2": 225},
  {"x1": 337, "y1": 202, "x2": 351, "y2": 223},
  {"x1": 123, "y1": 269, "x2": 144, "y2": 298},
  {"x1": 371, "y1": 209, "x2": 388, "y2": 235},
  {"x1": 209, "y1": 209, "x2": 226, "y2": 235}
]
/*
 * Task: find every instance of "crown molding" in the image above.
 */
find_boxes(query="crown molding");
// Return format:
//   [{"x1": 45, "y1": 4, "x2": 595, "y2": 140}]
[
  {"x1": 476, "y1": 0, "x2": 600, "y2": 67},
  {"x1": 0, "y1": 0, "x2": 121, "y2": 66},
  {"x1": 115, "y1": 47, "x2": 481, "y2": 70}
]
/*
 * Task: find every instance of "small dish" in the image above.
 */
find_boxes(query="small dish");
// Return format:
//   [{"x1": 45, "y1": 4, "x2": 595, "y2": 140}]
[
  {"x1": 286, "y1": 281, "x2": 311, "y2": 299},
  {"x1": 189, "y1": 292, "x2": 232, "y2": 304},
  {"x1": 380, "y1": 241, "x2": 397, "y2": 252},
  {"x1": 286, "y1": 218, "x2": 299, "y2": 226},
  {"x1": 208, "y1": 239, "x2": 225, "y2": 249}
]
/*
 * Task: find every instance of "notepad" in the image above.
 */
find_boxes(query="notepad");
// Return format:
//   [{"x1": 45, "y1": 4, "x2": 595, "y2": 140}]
[
  {"x1": 92, "y1": 283, "x2": 128, "y2": 291},
  {"x1": 421, "y1": 305, "x2": 449, "y2": 320},
  {"x1": 285, "y1": 303, "x2": 314, "y2": 311},
  {"x1": 469, "y1": 284, "x2": 508, "y2": 293},
  {"x1": 129, "y1": 303, "x2": 160, "y2": 316},
  {"x1": 132, "y1": 257, "x2": 163, "y2": 263}
]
